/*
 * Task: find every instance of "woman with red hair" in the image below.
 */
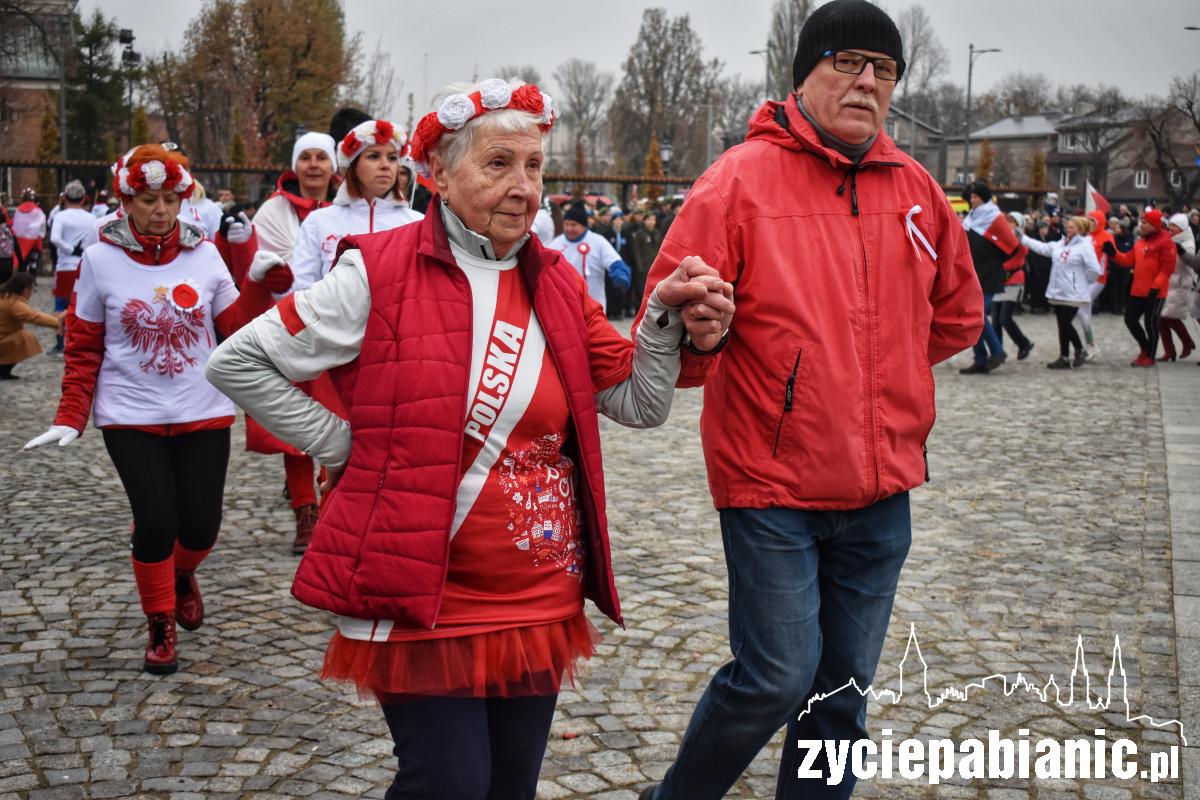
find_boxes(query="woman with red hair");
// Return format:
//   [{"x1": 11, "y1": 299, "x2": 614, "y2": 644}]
[{"x1": 23, "y1": 144, "x2": 294, "y2": 675}]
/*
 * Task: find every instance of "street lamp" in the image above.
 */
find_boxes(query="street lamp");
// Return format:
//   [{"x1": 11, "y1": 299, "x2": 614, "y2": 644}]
[
  {"x1": 962, "y1": 43, "x2": 1000, "y2": 184},
  {"x1": 660, "y1": 139, "x2": 673, "y2": 179},
  {"x1": 750, "y1": 48, "x2": 769, "y2": 98}
]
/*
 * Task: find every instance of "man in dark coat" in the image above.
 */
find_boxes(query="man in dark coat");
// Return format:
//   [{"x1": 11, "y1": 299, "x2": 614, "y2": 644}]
[{"x1": 959, "y1": 181, "x2": 1020, "y2": 373}]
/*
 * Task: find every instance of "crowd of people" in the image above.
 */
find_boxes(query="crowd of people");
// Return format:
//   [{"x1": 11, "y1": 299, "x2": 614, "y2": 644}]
[
  {"x1": 1, "y1": 1, "x2": 1195, "y2": 797},
  {"x1": 957, "y1": 182, "x2": 1198, "y2": 373}
]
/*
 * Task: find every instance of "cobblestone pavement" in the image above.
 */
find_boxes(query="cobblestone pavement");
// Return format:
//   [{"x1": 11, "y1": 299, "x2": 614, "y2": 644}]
[{"x1": 1, "y1": 288, "x2": 1193, "y2": 799}]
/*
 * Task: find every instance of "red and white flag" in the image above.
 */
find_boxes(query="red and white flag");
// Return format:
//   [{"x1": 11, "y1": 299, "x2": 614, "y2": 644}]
[{"x1": 1085, "y1": 181, "x2": 1111, "y2": 214}]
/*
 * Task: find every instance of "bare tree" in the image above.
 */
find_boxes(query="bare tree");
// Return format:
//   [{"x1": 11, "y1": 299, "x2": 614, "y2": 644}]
[
  {"x1": 552, "y1": 58, "x2": 613, "y2": 178},
  {"x1": 714, "y1": 75, "x2": 764, "y2": 150},
  {"x1": 895, "y1": 4, "x2": 947, "y2": 103},
  {"x1": 608, "y1": 9, "x2": 723, "y2": 177},
  {"x1": 494, "y1": 64, "x2": 542, "y2": 86},
  {"x1": 341, "y1": 35, "x2": 400, "y2": 118},
  {"x1": 1133, "y1": 72, "x2": 1200, "y2": 208},
  {"x1": 764, "y1": 0, "x2": 811, "y2": 100}
]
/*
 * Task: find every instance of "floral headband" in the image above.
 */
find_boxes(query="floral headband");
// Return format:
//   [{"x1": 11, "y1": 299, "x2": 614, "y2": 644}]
[
  {"x1": 409, "y1": 79, "x2": 555, "y2": 176},
  {"x1": 338, "y1": 119, "x2": 409, "y2": 171},
  {"x1": 114, "y1": 158, "x2": 195, "y2": 199}
]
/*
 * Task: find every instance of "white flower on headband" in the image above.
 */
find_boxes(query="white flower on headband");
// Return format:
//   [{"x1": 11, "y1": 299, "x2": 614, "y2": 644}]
[
  {"x1": 141, "y1": 160, "x2": 168, "y2": 189},
  {"x1": 117, "y1": 167, "x2": 133, "y2": 195},
  {"x1": 478, "y1": 79, "x2": 512, "y2": 110},
  {"x1": 437, "y1": 94, "x2": 476, "y2": 130},
  {"x1": 539, "y1": 93, "x2": 555, "y2": 126}
]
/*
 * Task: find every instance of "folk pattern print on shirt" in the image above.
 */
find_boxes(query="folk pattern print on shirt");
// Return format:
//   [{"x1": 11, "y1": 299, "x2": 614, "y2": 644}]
[
  {"x1": 119, "y1": 279, "x2": 211, "y2": 377},
  {"x1": 500, "y1": 433, "x2": 584, "y2": 580}
]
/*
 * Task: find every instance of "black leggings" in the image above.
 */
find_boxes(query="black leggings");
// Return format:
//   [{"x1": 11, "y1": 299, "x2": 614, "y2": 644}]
[
  {"x1": 102, "y1": 428, "x2": 230, "y2": 563},
  {"x1": 1125, "y1": 295, "x2": 1165, "y2": 356},
  {"x1": 1053, "y1": 305, "x2": 1084, "y2": 358},
  {"x1": 381, "y1": 693, "x2": 557, "y2": 799}
]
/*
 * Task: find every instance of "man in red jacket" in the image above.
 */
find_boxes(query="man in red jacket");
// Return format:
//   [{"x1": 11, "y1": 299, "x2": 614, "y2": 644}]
[
  {"x1": 637, "y1": 2, "x2": 982, "y2": 798},
  {"x1": 1112, "y1": 208, "x2": 1175, "y2": 365}
]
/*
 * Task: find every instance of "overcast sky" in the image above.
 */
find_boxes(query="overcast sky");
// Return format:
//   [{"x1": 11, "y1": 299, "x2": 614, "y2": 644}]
[{"x1": 81, "y1": 0, "x2": 1200, "y2": 122}]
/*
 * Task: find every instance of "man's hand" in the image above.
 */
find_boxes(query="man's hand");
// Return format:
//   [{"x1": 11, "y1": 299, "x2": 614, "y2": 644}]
[
  {"x1": 659, "y1": 256, "x2": 734, "y2": 352},
  {"x1": 225, "y1": 212, "x2": 253, "y2": 245},
  {"x1": 24, "y1": 425, "x2": 80, "y2": 450}
]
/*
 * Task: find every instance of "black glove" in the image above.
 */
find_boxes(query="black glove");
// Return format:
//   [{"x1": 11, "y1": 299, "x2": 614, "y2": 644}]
[
  {"x1": 1103, "y1": 241, "x2": 1116, "y2": 258},
  {"x1": 1148, "y1": 288, "x2": 1160, "y2": 300},
  {"x1": 72, "y1": 243, "x2": 83, "y2": 257},
  {"x1": 1178, "y1": 243, "x2": 1186, "y2": 256}
]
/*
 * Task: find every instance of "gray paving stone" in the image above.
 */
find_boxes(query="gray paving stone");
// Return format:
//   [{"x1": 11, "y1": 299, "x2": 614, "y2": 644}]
[{"x1": 2, "y1": 305, "x2": 1192, "y2": 798}]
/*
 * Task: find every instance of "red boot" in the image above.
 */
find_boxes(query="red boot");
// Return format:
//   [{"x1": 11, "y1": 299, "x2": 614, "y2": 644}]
[
  {"x1": 144, "y1": 612, "x2": 178, "y2": 675},
  {"x1": 175, "y1": 571, "x2": 204, "y2": 631},
  {"x1": 1131, "y1": 350, "x2": 1156, "y2": 367}
]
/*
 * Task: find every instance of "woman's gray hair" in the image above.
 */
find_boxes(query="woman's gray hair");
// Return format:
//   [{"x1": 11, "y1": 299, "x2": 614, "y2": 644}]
[{"x1": 429, "y1": 80, "x2": 546, "y2": 173}]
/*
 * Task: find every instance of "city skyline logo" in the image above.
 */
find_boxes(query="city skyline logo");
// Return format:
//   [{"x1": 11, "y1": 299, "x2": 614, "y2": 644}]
[{"x1": 798, "y1": 624, "x2": 1188, "y2": 747}]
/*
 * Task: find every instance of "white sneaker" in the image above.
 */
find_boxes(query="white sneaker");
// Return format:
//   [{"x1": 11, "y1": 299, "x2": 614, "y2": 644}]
[{"x1": 1085, "y1": 346, "x2": 1099, "y2": 361}]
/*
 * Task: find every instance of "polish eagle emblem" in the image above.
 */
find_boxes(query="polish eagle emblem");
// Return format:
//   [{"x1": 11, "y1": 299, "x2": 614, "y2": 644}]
[{"x1": 120, "y1": 280, "x2": 210, "y2": 377}]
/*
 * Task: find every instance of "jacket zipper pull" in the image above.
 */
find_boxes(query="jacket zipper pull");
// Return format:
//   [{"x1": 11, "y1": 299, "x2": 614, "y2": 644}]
[{"x1": 784, "y1": 373, "x2": 796, "y2": 412}]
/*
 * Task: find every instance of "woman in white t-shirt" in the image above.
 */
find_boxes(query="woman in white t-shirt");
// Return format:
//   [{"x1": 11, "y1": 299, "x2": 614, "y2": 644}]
[
  {"x1": 288, "y1": 119, "x2": 423, "y2": 291},
  {"x1": 23, "y1": 144, "x2": 294, "y2": 676}
]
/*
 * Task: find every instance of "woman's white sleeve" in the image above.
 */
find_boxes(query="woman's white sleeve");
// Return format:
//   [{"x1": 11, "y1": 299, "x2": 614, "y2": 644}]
[
  {"x1": 205, "y1": 250, "x2": 371, "y2": 468},
  {"x1": 594, "y1": 290, "x2": 684, "y2": 428}
]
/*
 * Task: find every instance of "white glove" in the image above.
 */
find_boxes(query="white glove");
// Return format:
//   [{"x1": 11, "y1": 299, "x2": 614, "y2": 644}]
[
  {"x1": 24, "y1": 425, "x2": 81, "y2": 450},
  {"x1": 249, "y1": 250, "x2": 286, "y2": 282},
  {"x1": 225, "y1": 211, "x2": 253, "y2": 245}
]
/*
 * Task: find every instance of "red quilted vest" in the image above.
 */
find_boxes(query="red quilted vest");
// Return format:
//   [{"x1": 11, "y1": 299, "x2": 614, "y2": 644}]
[{"x1": 290, "y1": 208, "x2": 622, "y2": 629}]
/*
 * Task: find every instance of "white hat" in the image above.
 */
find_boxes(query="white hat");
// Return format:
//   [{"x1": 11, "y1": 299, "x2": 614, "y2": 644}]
[
  {"x1": 292, "y1": 132, "x2": 337, "y2": 174},
  {"x1": 1168, "y1": 212, "x2": 1189, "y2": 232}
]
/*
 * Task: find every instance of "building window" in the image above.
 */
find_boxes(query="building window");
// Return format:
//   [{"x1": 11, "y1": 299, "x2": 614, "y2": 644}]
[
  {"x1": 1134, "y1": 170, "x2": 1150, "y2": 189},
  {"x1": 1060, "y1": 168, "x2": 1077, "y2": 189},
  {"x1": 885, "y1": 119, "x2": 897, "y2": 139},
  {"x1": 1058, "y1": 133, "x2": 1080, "y2": 152},
  {"x1": 1170, "y1": 169, "x2": 1182, "y2": 187}
]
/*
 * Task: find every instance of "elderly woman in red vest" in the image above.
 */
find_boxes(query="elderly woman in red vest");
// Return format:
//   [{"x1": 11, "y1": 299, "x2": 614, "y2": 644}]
[{"x1": 208, "y1": 78, "x2": 733, "y2": 799}]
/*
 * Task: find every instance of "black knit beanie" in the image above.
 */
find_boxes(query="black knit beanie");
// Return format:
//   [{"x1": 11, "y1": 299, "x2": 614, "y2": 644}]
[
  {"x1": 792, "y1": 0, "x2": 906, "y2": 89},
  {"x1": 564, "y1": 202, "x2": 590, "y2": 227}
]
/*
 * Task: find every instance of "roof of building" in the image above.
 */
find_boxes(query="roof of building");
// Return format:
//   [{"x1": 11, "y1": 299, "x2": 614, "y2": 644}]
[
  {"x1": 968, "y1": 113, "x2": 1063, "y2": 140},
  {"x1": 888, "y1": 104, "x2": 942, "y2": 135},
  {"x1": 0, "y1": 3, "x2": 73, "y2": 83}
]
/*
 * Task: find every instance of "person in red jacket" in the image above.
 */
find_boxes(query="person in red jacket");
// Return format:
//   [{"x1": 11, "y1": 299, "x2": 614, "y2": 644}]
[
  {"x1": 1113, "y1": 208, "x2": 1176, "y2": 365},
  {"x1": 208, "y1": 78, "x2": 734, "y2": 798},
  {"x1": 22, "y1": 144, "x2": 294, "y2": 675},
  {"x1": 1079, "y1": 209, "x2": 1117, "y2": 359},
  {"x1": 635, "y1": 2, "x2": 982, "y2": 798}
]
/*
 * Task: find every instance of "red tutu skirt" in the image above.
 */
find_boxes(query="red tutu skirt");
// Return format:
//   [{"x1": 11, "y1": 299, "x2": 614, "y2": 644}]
[{"x1": 321, "y1": 612, "x2": 600, "y2": 701}]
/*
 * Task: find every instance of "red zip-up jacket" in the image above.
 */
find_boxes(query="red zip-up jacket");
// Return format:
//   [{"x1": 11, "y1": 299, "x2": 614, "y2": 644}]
[
  {"x1": 1112, "y1": 227, "x2": 1174, "y2": 297},
  {"x1": 639, "y1": 96, "x2": 982, "y2": 511}
]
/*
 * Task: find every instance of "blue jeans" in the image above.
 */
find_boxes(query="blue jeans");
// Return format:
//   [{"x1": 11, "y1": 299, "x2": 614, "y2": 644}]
[
  {"x1": 971, "y1": 293, "x2": 1004, "y2": 365},
  {"x1": 653, "y1": 493, "x2": 912, "y2": 800}
]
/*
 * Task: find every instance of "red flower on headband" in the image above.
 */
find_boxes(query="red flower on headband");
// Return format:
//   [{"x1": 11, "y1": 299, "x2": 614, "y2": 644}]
[
  {"x1": 375, "y1": 120, "x2": 395, "y2": 142},
  {"x1": 509, "y1": 85, "x2": 544, "y2": 116},
  {"x1": 163, "y1": 160, "x2": 182, "y2": 185},
  {"x1": 125, "y1": 165, "x2": 149, "y2": 194},
  {"x1": 341, "y1": 130, "x2": 360, "y2": 156},
  {"x1": 410, "y1": 114, "x2": 446, "y2": 166}
]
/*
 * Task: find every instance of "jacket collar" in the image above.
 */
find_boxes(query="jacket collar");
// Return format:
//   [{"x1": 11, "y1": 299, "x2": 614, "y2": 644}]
[
  {"x1": 332, "y1": 180, "x2": 407, "y2": 211},
  {"x1": 99, "y1": 216, "x2": 205, "y2": 265},
  {"x1": 749, "y1": 94, "x2": 904, "y2": 170},
  {"x1": 419, "y1": 194, "x2": 545, "y2": 289},
  {"x1": 273, "y1": 170, "x2": 328, "y2": 221}
]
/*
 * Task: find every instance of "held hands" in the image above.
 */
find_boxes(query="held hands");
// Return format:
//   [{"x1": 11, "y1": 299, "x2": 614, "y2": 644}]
[
  {"x1": 655, "y1": 255, "x2": 734, "y2": 352},
  {"x1": 225, "y1": 212, "x2": 254, "y2": 245},
  {"x1": 249, "y1": 251, "x2": 294, "y2": 294},
  {"x1": 24, "y1": 425, "x2": 80, "y2": 450}
]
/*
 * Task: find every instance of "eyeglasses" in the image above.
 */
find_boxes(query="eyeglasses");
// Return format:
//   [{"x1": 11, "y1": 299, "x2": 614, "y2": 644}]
[{"x1": 823, "y1": 50, "x2": 900, "y2": 81}]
